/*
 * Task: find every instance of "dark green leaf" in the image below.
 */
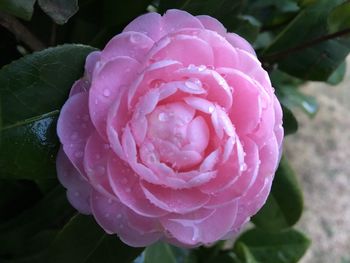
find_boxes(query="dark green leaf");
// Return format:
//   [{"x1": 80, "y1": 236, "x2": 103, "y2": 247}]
[
  {"x1": 328, "y1": 1, "x2": 350, "y2": 33},
  {"x1": 38, "y1": 0, "x2": 79, "y2": 24},
  {"x1": 234, "y1": 228, "x2": 311, "y2": 263},
  {"x1": 46, "y1": 214, "x2": 143, "y2": 263},
  {"x1": 102, "y1": 0, "x2": 152, "y2": 26},
  {"x1": 144, "y1": 242, "x2": 176, "y2": 263},
  {"x1": 262, "y1": 0, "x2": 350, "y2": 80},
  {"x1": 0, "y1": 44, "x2": 96, "y2": 180},
  {"x1": 234, "y1": 243, "x2": 259, "y2": 263},
  {"x1": 0, "y1": 0, "x2": 36, "y2": 20},
  {"x1": 281, "y1": 105, "x2": 298, "y2": 135},
  {"x1": 277, "y1": 85, "x2": 318, "y2": 117},
  {"x1": 252, "y1": 157, "x2": 303, "y2": 232},
  {"x1": 0, "y1": 186, "x2": 73, "y2": 256},
  {"x1": 327, "y1": 60, "x2": 347, "y2": 85},
  {"x1": 226, "y1": 15, "x2": 261, "y2": 43}
]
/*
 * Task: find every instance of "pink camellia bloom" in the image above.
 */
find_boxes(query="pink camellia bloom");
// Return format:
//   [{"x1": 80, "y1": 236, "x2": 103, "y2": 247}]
[{"x1": 57, "y1": 9, "x2": 283, "y2": 247}]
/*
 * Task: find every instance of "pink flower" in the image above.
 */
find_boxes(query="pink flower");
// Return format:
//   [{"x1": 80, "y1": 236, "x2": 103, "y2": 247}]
[{"x1": 57, "y1": 9, "x2": 283, "y2": 247}]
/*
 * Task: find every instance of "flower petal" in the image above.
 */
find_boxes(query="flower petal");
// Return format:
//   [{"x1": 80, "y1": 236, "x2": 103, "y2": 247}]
[
  {"x1": 56, "y1": 148, "x2": 91, "y2": 214},
  {"x1": 196, "y1": 15, "x2": 227, "y2": 35},
  {"x1": 141, "y1": 181, "x2": 210, "y2": 214},
  {"x1": 57, "y1": 92, "x2": 94, "y2": 175},
  {"x1": 226, "y1": 32, "x2": 256, "y2": 56},
  {"x1": 89, "y1": 56, "x2": 140, "y2": 139},
  {"x1": 162, "y1": 9, "x2": 204, "y2": 35}
]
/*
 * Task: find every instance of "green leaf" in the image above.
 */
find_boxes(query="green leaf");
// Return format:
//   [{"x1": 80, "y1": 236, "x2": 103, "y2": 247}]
[
  {"x1": 226, "y1": 15, "x2": 261, "y2": 43},
  {"x1": 235, "y1": 243, "x2": 259, "y2": 263},
  {"x1": 262, "y1": 0, "x2": 350, "y2": 81},
  {"x1": 0, "y1": 0, "x2": 36, "y2": 20},
  {"x1": 144, "y1": 242, "x2": 176, "y2": 263},
  {"x1": 277, "y1": 85, "x2": 318, "y2": 117},
  {"x1": 46, "y1": 214, "x2": 143, "y2": 263},
  {"x1": 327, "y1": 60, "x2": 347, "y2": 85},
  {"x1": 252, "y1": 157, "x2": 303, "y2": 232},
  {"x1": 38, "y1": 0, "x2": 79, "y2": 24},
  {"x1": 328, "y1": 1, "x2": 350, "y2": 33},
  {"x1": 281, "y1": 105, "x2": 298, "y2": 135},
  {"x1": 0, "y1": 44, "x2": 96, "y2": 180},
  {"x1": 0, "y1": 186, "x2": 73, "y2": 256},
  {"x1": 234, "y1": 228, "x2": 311, "y2": 263},
  {"x1": 102, "y1": 0, "x2": 153, "y2": 26}
]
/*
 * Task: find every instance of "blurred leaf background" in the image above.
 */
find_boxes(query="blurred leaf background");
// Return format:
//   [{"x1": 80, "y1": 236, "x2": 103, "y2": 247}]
[{"x1": 1, "y1": 0, "x2": 349, "y2": 262}]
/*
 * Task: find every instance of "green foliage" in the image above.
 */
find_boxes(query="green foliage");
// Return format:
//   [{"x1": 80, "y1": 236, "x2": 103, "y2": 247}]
[
  {"x1": 252, "y1": 157, "x2": 303, "y2": 232},
  {"x1": 46, "y1": 215, "x2": 143, "y2": 263},
  {"x1": 234, "y1": 228, "x2": 311, "y2": 263},
  {"x1": 1, "y1": 0, "x2": 349, "y2": 262},
  {"x1": 0, "y1": 0, "x2": 36, "y2": 20},
  {"x1": 0, "y1": 44, "x2": 96, "y2": 181}
]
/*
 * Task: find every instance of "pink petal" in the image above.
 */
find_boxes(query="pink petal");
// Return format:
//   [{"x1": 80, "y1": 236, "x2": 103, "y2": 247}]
[
  {"x1": 148, "y1": 34, "x2": 214, "y2": 67},
  {"x1": 90, "y1": 190, "x2": 162, "y2": 247},
  {"x1": 123, "y1": 12, "x2": 163, "y2": 41},
  {"x1": 183, "y1": 96, "x2": 215, "y2": 114},
  {"x1": 218, "y1": 68, "x2": 262, "y2": 134},
  {"x1": 160, "y1": 201, "x2": 238, "y2": 246},
  {"x1": 199, "y1": 149, "x2": 220, "y2": 172},
  {"x1": 273, "y1": 96, "x2": 284, "y2": 147},
  {"x1": 196, "y1": 15, "x2": 227, "y2": 35},
  {"x1": 69, "y1": 79, "x2": 90, "y2": 97},
  {"x1": 107, "y1": 156, "x2": 168, "y2": 217},
  {"x1": 162, "y1": 9, "x2": 204, "y2": 35},
  {"x1": 89, "y1": 56, "x2": 140, "y2": 139},
  {"x1": 175, "y1": 67, "x2": 232, "y2": 109},
  {"x1": 141, "y1": 181, "x2": 209, "y2": 214},
  {"x1": 57, "y1": 92, "x2": 94, "y2": 175},
  {"x1": 183, "y1": 116, "x2": 209, "y2": 153},
  {"x1": 56, "y1": 148, "x2": 91, "y2": 214},
  {"x1": 101, "y1": 32, "x2": 154, "y2": 63},
  {"x1": 121, "y1": 124, "x2": 137, "y2": 163},
  {"x1": 83, "y1": 131, "x2": 114, "y2": 198},
  {"x1": 85, "y1": 51, "x2": 101, "y2": 80},
  {"x1": 226, "y1": 33, "x2": 256, "y2": 56},
  {"x1": 128, "y1": 60, "x2": 183, "y2": 108},
  {"x1": 204, "y1": 138, "x2": 259, "y2": 208}
]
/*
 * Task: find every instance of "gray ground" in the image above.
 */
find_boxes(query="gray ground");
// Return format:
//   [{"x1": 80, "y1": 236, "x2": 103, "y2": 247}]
[{"x1": 285, "y1": 57, "x2": 350, "y2": 263}]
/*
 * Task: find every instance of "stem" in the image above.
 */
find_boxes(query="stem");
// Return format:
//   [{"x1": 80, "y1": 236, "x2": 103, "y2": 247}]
[
  {"x1": 0, "y1": 11, "x2": 46, "y2": 52},
  {"x1": 261, "y1": 28, "x2": 350, "y2": 62}
]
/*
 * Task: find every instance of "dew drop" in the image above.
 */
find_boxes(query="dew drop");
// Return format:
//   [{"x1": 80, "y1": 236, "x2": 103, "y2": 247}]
[
  {"x1": 129, "y1": 34, "x2": 141, "y2": 44},
  {"x1": 117, "y1": 213, "x2": 122, "y2": 219},
  {"x1": 198, "y1": 65, "x2": 206, "y2": 72},
  {"x1": 158, "y1": 112, "x2": 168, "y2": 122},
  {"x1": 103, "y1": 89, "x2": 111, "y2": 97},
  {"x1": 208, "y1": 106, "x2": 214, "y2": 113},
  {"x1": 74, "y1": 191, "x2": 80, "y2": 197},
  {"x1": 107, "y1": 198, "x2": 113, "y2": 204},
  {"x1": 105, "y1": 213, "x2": 110, "y2": 218},
  {"x1": 240, "y1": 163, "x2": 247, "y2": 172},
  {"x1": 119, "y1": 224, "x2": 124, "y2": 229},
  {"x1": 125, "y1": 187, "x2": 131, "y2": 193}
]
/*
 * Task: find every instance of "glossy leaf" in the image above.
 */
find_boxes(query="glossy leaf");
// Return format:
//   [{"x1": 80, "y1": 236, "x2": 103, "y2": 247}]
[
  {"x1": 327, "y1": 60, "x2": 347, "y2": 85},
  {"x1": 144, "y1": 242, "x2": 176, "y2": 263},
  {"x1": 277, "y1": 85, "x2": 318, "y2": 117},
  {"x1": 0, "y1": 44, "x2": 96, "y2": 180},
  {"x1": 262, "y1": 0, "x2": 350, "y2": 81},
  {"x1": 38, "y1": 0, "x2": 79, "y2": 24},
  {"x1": 252, "y1": 156, "x2": 303, "y2": 232},
  {"x1": 46, "y1": 214, "x2": 143, "y2": 263},
  {"x1": 0, "y1": 0, "x2": 36, "y2": 20},
  {"x1": 328, "y1": 1, "x2": 350, "y2": 33},
  {"x1": 234, "y1": 228, "x2": 311, "y2": 263}
]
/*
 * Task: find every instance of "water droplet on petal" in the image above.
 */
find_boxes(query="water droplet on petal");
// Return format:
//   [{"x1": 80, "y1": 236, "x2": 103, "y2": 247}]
[
  {"x1": 125, "y1": 187, "x2": 131, "y2": 193},
  {"x1": 240, "y1": 163, "x2": 247, "y2": 172},
  {"x1": 107, "y1": 198, "x2": 113, "y2": 204},
  {"x1": 117, "y1": 213, "x2": 122, "y2": 219},
  {"x1": 198, "y1": 65, "x2": 206, "y2": 71},
  {"x1": 103, "y1": 89, "x2": 111, "y2": 97},
  {"x1": 208, "y1": 106, "x2": 214, "y2": 113},
  {"x1": 119, "y1": 224, "x2": 124, "y2": 229},
  {"x1": 74, "y1": 191, "x2": 80, "y2": 197},
  {"x1": 105, "y1": 213, "x2": 110, "y2": 218},
  {"x1": 158, "y1": 112, "x2": 168, "y2": 122}
]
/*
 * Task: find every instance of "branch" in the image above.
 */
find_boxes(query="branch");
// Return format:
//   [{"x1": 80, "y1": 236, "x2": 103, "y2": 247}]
[
  {"x1": 261, "y1": 28, "x2": 350, "y2": 62},
  {"x1": 0, "y1": 11, "x2": 46, "y2": 52}
]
